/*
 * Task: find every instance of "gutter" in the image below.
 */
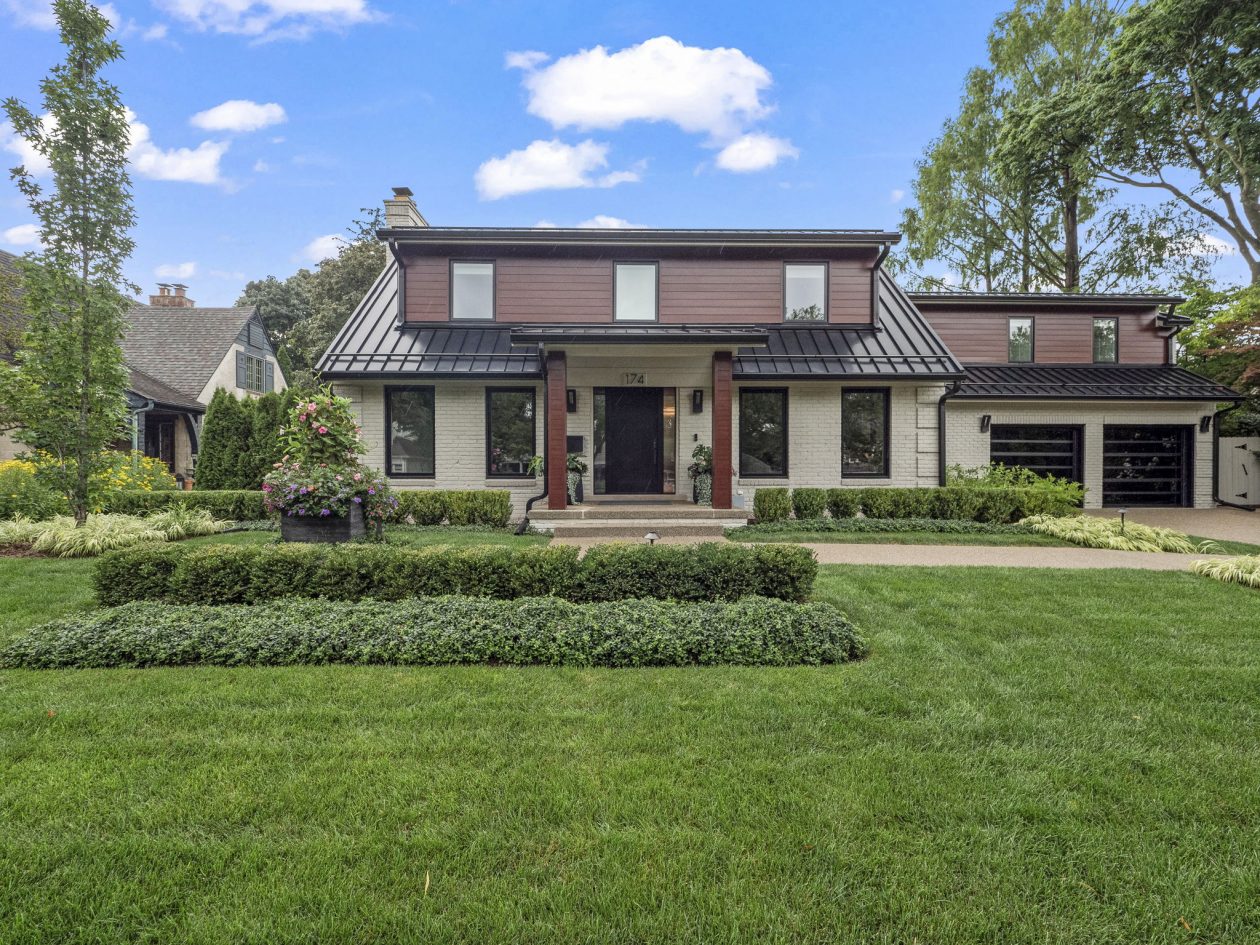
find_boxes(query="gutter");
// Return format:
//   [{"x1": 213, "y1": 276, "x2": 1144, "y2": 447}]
[
  {"x1": 516, "y1": 349, "x2": 550, "y2": 533},
  {"x1": 937, "y1": 380, "x2": 963, "y2": 486},
  {"x1": 1213, "y1": 402, "x2": 1255, "y2": 511},
  {"x1": 129, "y1": 399, "x2": 156, "y2": 451},
  {"x1": 870, "y1": 242, "x2": 891, "y2": 328},
  {"x1": 387, "y1": 239, "x2": 406, "y2": 323}
]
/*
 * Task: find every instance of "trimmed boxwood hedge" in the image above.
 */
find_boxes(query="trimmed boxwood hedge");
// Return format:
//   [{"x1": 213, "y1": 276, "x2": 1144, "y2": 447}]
[
  {"x1": 393, "y1": 490, "x2": 512, "y2": 527},
  {"x1": 94, "y1": 541, "x2": 817, "y2": 607},
  {"x1": 0, "y1": 596, "x2": 867, "y2": 669},
  {"x1": 102, "y1": 489, "x2": 267, "y2": 520},
  {"x1": 755, "y1": 485, "x2": 1074, "y2": 524},
  {"x1": 730, "y1": 517, "x2": 1036, "y2": 536}
]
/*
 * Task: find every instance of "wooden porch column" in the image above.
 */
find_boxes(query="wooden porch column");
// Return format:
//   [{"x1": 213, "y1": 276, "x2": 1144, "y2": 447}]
[
  {"x1": 712, "y1": 351, "x2": 733, "y2": 509},
  {"x1": 545, "y1": 350, "x2": 568, "y2": 510}
]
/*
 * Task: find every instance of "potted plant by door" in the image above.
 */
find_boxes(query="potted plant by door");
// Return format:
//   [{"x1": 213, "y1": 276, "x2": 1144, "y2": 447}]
[
  {"x1": 688, "y1": 444, "x2": 713, "y2": 506},
  {"x1": 567, "y1": 452, "x2": 588, "y2": 504},
  {"x1": 262, "y1": 388, "x2": 396, "y2": 542}
]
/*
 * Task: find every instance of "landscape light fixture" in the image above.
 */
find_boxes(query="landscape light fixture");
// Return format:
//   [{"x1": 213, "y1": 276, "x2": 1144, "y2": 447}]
[
  {"x1": 645, "y1": 532, "x2": 660, "y2": 545},
  {"x1": 1117, "y1": 508, "x2": 1128, "y2": 534},
  {"x1": 691, "y1": 390, "x2": 704, "y2": 414},
  {"x1": 566, "y1": 389, "x2": 578, "y2": 413},
  {"x1": 980, "y1": 415, "x2": 992, "y2": 432}
]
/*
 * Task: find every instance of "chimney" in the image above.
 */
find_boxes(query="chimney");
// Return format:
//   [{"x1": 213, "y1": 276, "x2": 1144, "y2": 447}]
[
  {"x1": 383, "y1": 186, "x2": 428, "y2": 228},
  {"x1": 149, "y1": 283, "x2": 196, "y2": 308}
]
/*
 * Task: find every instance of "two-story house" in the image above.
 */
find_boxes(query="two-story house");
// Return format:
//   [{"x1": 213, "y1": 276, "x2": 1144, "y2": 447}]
[{"x1": 318, "y1": 189, "x2": 1238, "y2": 518}]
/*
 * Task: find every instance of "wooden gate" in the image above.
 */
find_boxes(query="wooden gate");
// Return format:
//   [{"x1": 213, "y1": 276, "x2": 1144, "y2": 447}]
[{"x1": 1218, "y1": 437, "x2": 1260, "y2": 508}]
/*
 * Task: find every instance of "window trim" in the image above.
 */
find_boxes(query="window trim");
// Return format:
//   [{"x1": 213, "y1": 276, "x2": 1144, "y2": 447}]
[
  {"x1": 484, "y1": 386, "x2": 537, "y2": 479},
  {"x1": 738, "y1": 386, "x2": 789, "y2": 479},
  {"x1": 1008, "y1": 316, "x2": 1035, "y2": 363},
  {"x1": 384, "y1": 385, "x2": 437, "y2": 480},
  {"x1": 841, "y1": 386, "x2": 891, "y2": 479},
  {"x1": 1092, "y1": 316, "x2": 1119, "y2": 363},
  {"x1": 612, "y1": 260, "x2": 660, "y2": 322},
  {"x1": 782, "y1": 261, "x2": 830, "y2": 322},
  {"x1": 449, "y1": 259, "x2": 496, "y2": 321}
]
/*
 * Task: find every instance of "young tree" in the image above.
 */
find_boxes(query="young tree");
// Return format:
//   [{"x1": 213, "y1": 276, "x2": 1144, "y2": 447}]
[
  {"x1": 1178, "y1": 282, "x2": 1260, "y2": 435},
  {"x1": 0, "y1": 0, "x2": 135, "y2": 523}
]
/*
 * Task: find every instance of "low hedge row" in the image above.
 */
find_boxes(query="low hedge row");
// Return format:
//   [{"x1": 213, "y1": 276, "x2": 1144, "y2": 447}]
[
  {"x1": 393, "y1": 490, "x2": 513, "y2": 527},
  {"x1": 94, "y1": 541, "x2": 817, "y2": 607},
  {"x1": 102, "y1": 489, "x2": 267, "y2": 520},
  {"x1": 0, "y1": 597, "x2": 867, "y2": 669},
  {"x1": 753, "y1": 486, "x2": 1074, "y2": 524},
  {"x1": 731, "y1": 517, "x2": 1035, "y2": 536}
]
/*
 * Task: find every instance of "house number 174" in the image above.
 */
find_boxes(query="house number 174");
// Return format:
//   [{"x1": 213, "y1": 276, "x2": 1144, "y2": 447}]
[{"x1": 622, "y1": 372, "x2": 645, "y2": 385}]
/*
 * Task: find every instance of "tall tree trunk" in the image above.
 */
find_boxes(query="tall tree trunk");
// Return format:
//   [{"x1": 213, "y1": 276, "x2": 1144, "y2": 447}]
[{"x1": 1062, "y1": 167, "x2": 1080, "y2": 292}]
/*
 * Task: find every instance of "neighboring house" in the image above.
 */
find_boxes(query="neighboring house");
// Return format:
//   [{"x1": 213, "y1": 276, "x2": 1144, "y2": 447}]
[{"x1": 317, "y1": 189, "x2": 1239, "y2": 516}]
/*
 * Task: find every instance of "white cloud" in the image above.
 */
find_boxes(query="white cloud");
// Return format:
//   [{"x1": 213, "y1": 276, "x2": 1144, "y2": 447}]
[
  {"x1": 2, "y1": 223, "x2": 40, "y2": 246},
  {"x1": 890, "y1": 188, "x2": 905, "y2": 203},
  {"x1": 1191, "y1": 233, "x2": 1236, "y2": 256},
  {"x1": 155, "y1": 261, "x2": 197, "y2": 279},
  {"x1": 577, "y1": 215, "x2": 643, "y2": 229},
  {"x1": 155, "y1": 0, "x2": 381, "y2": 41},
  {"x1": 127, "y1": 109, "x2": 228, "y2": 185},
  {"x1": 475, "y1": 139, "x2": 639, "y2": 200},
  {"x1": 505, "y1": 50, "x2": 549, "y2": 70},
  {"x1": 253, "y1": 159, "x2": 271, "y2": 172},
  {"x1": 0, "y1": 117, "x2": 51, "y2": 176},
  {"x1": 142, "y1": 22, "x2": 169, "y2": 40},
  {"x1": 714, "y1": 133, "x2": 798, "y2": 172},
  {"x1": 191, "y1": 100, "x2": 287, "y2": 133},
  {"x1": 3, "y1": 1, "x2": 56, "y2": 29},
  {"x1": 533, "y1": 220, "x2": 558, "y2": 228},
  {"x1": 519, "y1": 36, "x2": 774, "y2": 141},
  {"x1": 297, "y1": 233, "x2": 342, "y2": 264}
]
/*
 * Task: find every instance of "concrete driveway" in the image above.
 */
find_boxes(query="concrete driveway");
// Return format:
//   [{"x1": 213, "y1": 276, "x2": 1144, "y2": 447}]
[{"x1": 1084, "y1": 507, "x2": 1259, "y2": 544}]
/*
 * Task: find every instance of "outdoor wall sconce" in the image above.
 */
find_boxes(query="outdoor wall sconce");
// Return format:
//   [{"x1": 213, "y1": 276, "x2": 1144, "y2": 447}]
[
  {"x1": 691, "y1": 389, "x2": 704, "y2": 414},
  {"x1": 980, "y1": 414, "x2": 992, "y2": 432},
  {"x1": 566, "y1": 389, "x2": 577, "y2": 413},
  {"x1": 1200, "y1": 415, "x2": 1212, "y2": 433}
]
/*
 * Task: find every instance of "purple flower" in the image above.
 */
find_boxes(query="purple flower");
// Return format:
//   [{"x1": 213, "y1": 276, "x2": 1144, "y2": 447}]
[
  {"x1": 320, "y1": 508, "x2": 331, "y2": 516},
  {"x1": 353, "y1": 496, "x2": 362, "y2": 503}
]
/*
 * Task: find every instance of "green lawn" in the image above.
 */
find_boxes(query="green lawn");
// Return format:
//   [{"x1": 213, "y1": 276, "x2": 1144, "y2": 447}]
[{"x1": 2, "y1": 542, "x2": 1259, "y2": 943}]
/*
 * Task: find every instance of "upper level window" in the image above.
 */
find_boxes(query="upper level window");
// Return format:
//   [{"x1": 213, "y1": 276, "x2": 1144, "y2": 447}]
[
  {"x1": 784, "y1": 263, "x2": 827, "y2": 321},
  {"x1": 1008, "y1": 317, "x2": 1034, "y2": 363},
  {"x1": 386, "y1": 387, "x2": 435, "y2": 478},
  {"x1": 614, "y1": 263, "x2": 657, "y2": 321},
  {"x1": 1093, "y1": 317, "x2": 1118, "y2": 363},
  {"x1": 451, "y1": 261, "x2": 494, "y2": 319},
  {"x1": 236, "y1": 351, "x2": 271, "y2": 393}
]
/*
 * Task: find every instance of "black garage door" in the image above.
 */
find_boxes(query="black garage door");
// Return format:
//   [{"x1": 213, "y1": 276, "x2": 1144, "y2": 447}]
[
  {"x1": 1103, "y1": 425, "x2": 1192, "y2": 507},
  {"x1": 990, "y1": 425, "x2": 1084, "y2": 484}
]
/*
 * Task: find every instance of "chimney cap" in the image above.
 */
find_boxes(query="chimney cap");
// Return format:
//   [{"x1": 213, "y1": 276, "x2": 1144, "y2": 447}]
[{"x1": 391, "y1": 186, "x2": 414, "y2": 198}]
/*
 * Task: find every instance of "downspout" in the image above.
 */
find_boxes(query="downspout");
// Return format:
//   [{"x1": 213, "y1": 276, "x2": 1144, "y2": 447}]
[
  {"x1": 130, "y1": 399, "x2": 155, "y2": 451},
  {"x1": 870, "y1": 242, "x2": 891, "y2": 329},
  {"x1": 516, "y1": 348, "x2": 549, "y2": 533},
  {"x1": 1213, "y1": 402, "x2": 1254, "y2": 511},
  {"x1": 387, "y1": 239, "x2": 406, "y2": 322},
  {"x1": 937, "y1": 381, "x2": 963, "y2": 486}
]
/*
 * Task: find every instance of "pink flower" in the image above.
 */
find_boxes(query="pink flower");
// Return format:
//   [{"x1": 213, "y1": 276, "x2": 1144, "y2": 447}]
[
  {"x1": 307, "y1": 402, "x2": 317, "y2": 411},
  {"x1": 318, "y1": 426, "x2": 328, "y2": 434}
]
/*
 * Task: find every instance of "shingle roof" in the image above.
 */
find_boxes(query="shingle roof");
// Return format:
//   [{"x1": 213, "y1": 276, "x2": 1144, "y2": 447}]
[
  {"x1": 127, "y1": 367, "x2": 206, "y2": 412},
  {"x1": 122, "y1": 304, "x2": 255, "y2": 399},
  {"x1": 733, "y1": 271, "x2": 964, "y2": 379},
  {"x1": 957, "y1": 364, "x2": 1240, "y2": 401}
]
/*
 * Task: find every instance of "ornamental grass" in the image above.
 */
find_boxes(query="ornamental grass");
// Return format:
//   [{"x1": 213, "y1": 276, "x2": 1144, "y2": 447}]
[{"x1": 1020, "y1": 514, "x2": 1218, "y2": 553}]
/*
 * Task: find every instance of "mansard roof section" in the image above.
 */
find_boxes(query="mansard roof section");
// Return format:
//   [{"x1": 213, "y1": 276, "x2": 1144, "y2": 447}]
[{"x1": 733, "y1": 270, "x2": 965, "y2": 379}]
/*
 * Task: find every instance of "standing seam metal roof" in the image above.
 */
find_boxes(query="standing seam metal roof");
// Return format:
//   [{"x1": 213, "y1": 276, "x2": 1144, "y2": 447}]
[{"x1": 957, "y1": 363, "x2": 1240, "y2": 400}]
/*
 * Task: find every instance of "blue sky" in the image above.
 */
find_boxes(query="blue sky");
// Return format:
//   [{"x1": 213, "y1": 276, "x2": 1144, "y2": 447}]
[{"x1": 0, "y1": 0, "x2": 1246, "y2": 305}]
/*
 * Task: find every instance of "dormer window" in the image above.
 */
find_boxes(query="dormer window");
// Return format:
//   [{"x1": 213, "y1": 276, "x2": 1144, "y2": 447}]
[
  {"x1": 1008, "y1": 317, "x2": 1034, "y2": 363},
  {"x1": 1093, "y1": 318, "x2": 1118, "y2": 363},
  {"x1": 784, "y1": 263, "x2": 827, "y2": 321},
  {"x1": 451, "y1": 261, "x2": 495, "y2": 320},
  {"x1": 614, "y1": 263, "x2": 657, "y2": 321}
]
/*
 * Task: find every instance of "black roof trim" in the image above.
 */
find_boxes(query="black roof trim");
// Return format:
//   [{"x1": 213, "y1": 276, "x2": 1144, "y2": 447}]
[
  {"x1": 510, "y1": 325, "x2": 769, "y2": 346},
  {"x1": 380, "y1": 226, "x2": 901, "y2": 248},
  {"x1": 956, "y1": 363, "x2": 1239, "y2": 401},
  {"x1": 909, "y1": 291, "x2": 1183, "y2": 307}
]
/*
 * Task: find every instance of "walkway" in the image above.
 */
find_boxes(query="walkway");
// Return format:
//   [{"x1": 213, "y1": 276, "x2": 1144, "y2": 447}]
[{"x1": 1084, "y1": 507, "x2": 1258, "y2": 545}]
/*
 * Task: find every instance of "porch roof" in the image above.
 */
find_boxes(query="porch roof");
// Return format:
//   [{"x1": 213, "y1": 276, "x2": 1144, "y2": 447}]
[{"x1": 956, "y1": 364, "x2": 1241, "y2": 401}]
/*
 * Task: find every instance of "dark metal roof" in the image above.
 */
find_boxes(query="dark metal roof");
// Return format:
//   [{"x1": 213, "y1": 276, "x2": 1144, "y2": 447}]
[
  {"x1": 380, "y1": 227, "x2": 900, "y2": 247},
  {"x1": 510, "y1": 325, "x2": 769, "y2": 345},
  {"x1": 733, "y1": 271, "x2": 965, "y2": 379},
  {"x1": 318, "y1": 263, "x2": 542, "y2": 377},
  {"x1": 957, "y1": 364, "x2": 1240, "y2": 401},
  {"x1": 909, "y1": 291, "x2": 1183, "y2": 308}
]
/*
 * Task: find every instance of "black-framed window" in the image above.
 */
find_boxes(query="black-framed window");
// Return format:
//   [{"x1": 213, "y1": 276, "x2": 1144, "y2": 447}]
[
  {"x1": 486, "y1": 387, "x2": 536, "y2": 478},
  {"x1": 841, "y1": 388, "x2": 890, "y2": 477},
  {"x1": 451, "y1": 261, "x2": 495, "y2": 320},
  {"x1": 385, "y1": 386, "x2": 435, "y2": 478},
  {"x1": 784, "y1": 263, "x2": 827, "y2": 321},
  {"x1": 1008, "y1": 317, "x2": 1034, "y2": 363},
  {"x1": 614, "y1": 262, "x2": 657, "y2": 321},
  {"x1": 1093, "y1": 317, "x2": 1118, "y2": 363},
  {"x1": 739, "y1": 388, "x2": 788, "y2": 477}
]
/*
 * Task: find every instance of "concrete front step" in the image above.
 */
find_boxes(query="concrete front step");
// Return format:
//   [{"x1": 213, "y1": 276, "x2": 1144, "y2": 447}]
[{"x1": 537, "y1": 519, "x2": 743, "y2": 539}]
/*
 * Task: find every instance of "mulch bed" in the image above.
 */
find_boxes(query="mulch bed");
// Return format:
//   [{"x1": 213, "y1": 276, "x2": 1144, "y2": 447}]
[{"x1": 0, "y1": 544, "x2": 49, "y2": 558}]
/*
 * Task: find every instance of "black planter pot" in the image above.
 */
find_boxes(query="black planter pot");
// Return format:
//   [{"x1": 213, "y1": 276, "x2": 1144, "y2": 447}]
[{"x1": 280, "y1": 504, "x2": 366, "y2": 543}]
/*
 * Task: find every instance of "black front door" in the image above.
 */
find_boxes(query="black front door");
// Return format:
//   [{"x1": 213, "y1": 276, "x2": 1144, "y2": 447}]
[{"x1": 604, "y1": 387, "x2": 663, "y2": 493}]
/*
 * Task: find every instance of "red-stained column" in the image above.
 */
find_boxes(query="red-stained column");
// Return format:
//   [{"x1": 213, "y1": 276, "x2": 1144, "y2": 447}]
[
  {"x1": 712, "y1": 351, "x2": 733, "y2": 509},
  {"x1": 546, "y1": 350, "x2": 568, "y2": 510}
]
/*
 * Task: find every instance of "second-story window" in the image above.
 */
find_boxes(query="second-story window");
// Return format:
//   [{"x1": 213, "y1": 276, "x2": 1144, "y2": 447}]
[
  {"x1": 784, "y1": 263, "x2": 827, "y2": 321},
  {"x1": 1093, "y1": 317, "x2": 1118, "y2": 363},
  {"x1": 451, "y1": 261, "x2": 494, "y2": 319},
  {"x1": 614, "y1": 263, "x2": 657, "y2": 320},
  {"x1": 1008, "y1": 317, "x2": 1034, "y2": 363}
]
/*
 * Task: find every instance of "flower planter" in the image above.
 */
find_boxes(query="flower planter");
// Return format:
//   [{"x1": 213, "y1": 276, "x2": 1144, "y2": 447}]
[
  {"x1": 692, "y1": 473, "x2": 713, "y2": 506},
  {"x1": 280, "y1": 504, "x2": 366, "y2": 543},
  {"x1": 567, "y1": 472, "x2": 584, "y2": 504}
]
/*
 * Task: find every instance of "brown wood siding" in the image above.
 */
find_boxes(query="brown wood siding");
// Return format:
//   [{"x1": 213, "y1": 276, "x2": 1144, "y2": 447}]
[
  {"x1": 924, "y1": 309, "x2": 1167, "y2": 363},
  {"x1": 404, "y1": 254, "x2": 872, "y2": 324}
]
